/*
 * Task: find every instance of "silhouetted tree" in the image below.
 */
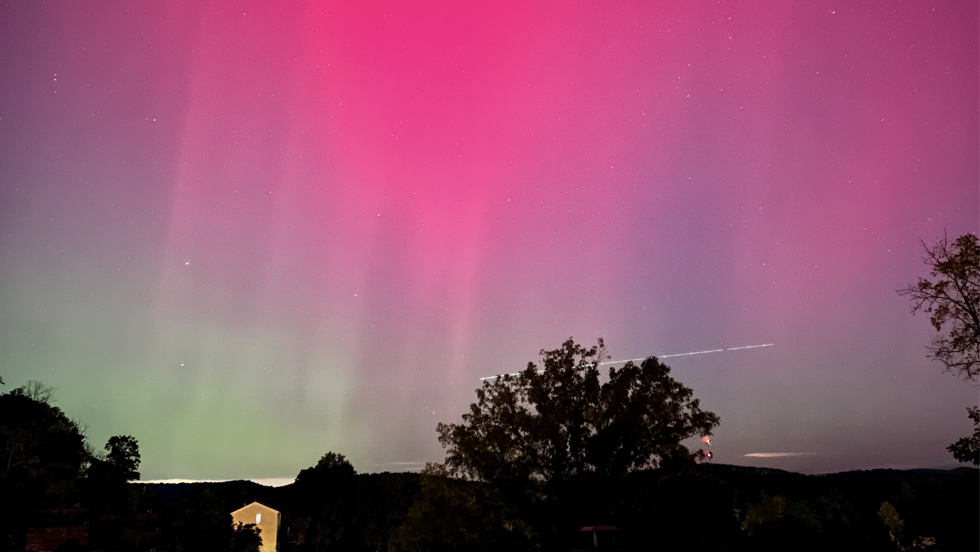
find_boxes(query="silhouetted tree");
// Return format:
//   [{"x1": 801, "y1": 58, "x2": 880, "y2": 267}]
[
  {"x1": 292, "y1": 452, "x2": 360, "y2": 551},
  {"x1": 83, "y1": 434, "x2": 143, "y2": 535},
  {"x1": 105, "y1": 435, "x2": 141, "y2": 480},
  {"x1": 164, "y1": 489, "x2": 262, "y2": 552},
  {"x1": 2, "y1": 388, "x2": 83, "y2": 481},
  {"x1": 389, "y1": 465, "x2": 534, "y2": 552},
  {"x1": 619, "y1": 468, "x2": 744, "y2": 550},
  {"x1": 348, "y1": 472, "x2": 421, "y2": 552},
  {"x1": 229, "y1": 522, "x2": 263, "y2": 552},
  {"x1": 434, "y1": 338, "x2": 719, "y2": 545},
  {"x1": 86, "y1": 435, "x2": 141, "y2": 488},
  {"x1": 439, "y1": 339, "x2": 718, "y2": 482},
  {"x1": 900, "y1": 233, "x2": 980, "y2": 465},
  {"x1": 0, "y1": 383, "x2": 87, "y2": 548},
  {"x1": 946, "y1": 406, "x2": 979, "y2": 466},
  {"x1": 14, "y1": 379, "x2": 58, "y2": 403},
  {"x1": 742, "y1": 494, "x2": 835, "y2": 552},
  {"x1": 899, "y1": 233, "x2": 980, "y2": 380}
]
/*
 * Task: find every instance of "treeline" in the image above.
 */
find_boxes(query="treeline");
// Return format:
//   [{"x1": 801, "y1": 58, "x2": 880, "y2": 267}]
[
  {"x1": 139, "y1": 457, "x2": 977, "y2": 552},
  {"x1": 0, "y1": 380, "x2": 261, "y2": 551},
  {"x1": 0, "y1": 381, "x2": 159, "y2": 551},
  {"x1": 2, "y1": 379, "x2": 978, "y2": 551}
]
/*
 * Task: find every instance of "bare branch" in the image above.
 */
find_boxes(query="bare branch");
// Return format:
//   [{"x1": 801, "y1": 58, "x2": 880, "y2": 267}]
[{"x1": 898, "y1": 233, "x2": 980, "y2": 380}]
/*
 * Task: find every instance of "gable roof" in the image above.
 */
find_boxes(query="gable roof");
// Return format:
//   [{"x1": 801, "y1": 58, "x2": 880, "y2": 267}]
[{"x1": 231, "y1": 501, "x2": 279, "y2": 516}]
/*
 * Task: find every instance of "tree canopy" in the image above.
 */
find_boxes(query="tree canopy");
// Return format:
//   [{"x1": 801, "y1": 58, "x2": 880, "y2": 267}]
[
  {"x1": 436, "y1": 338, "x2": 719, "y2": 491},
  {"x1": 85, "y1": 434, "x2": 142, "y2": 488},
  {"x1": 0, "y1": 383, "x2": 87, "y2": 549},
  {"x1": 105, "y1": 435, "x2": 142, "y2": 481},
  {"x1": 947, "y1": 406, "x2": 979, "y2": 466},
  {"x1": 899, "y1": 232, "x2": 980, "y2": 466},
  {"x1": 0, "y1": 384, "x2": 87, "y2": 502},
  {"x1": 899, "y1": 232, "x2": 980, "y2": 380}
]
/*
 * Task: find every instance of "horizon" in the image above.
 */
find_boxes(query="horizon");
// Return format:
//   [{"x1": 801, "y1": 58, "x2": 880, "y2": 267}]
[
  {"x1": 136, "y1": 460, "x2": 976, "y2": 490},
  {"x1": 1, "y1": 1, "x2": 977, "y2": 480}
]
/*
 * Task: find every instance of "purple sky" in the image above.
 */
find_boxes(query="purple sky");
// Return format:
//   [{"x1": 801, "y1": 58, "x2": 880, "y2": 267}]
[{"x1": 0, "y1": 1, "x2": 977, "y2": 480}]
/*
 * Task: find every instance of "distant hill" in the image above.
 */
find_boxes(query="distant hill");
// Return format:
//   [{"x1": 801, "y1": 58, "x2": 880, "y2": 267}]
[{"x1": 131, "y1": 466, "x2": 977, "y2": 552}]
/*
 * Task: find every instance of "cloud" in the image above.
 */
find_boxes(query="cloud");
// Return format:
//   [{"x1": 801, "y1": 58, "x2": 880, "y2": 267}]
[
  {"x1": 364, "y1": 461, "x2": 428, "y2": 472},
  {"x1": 744, "y1": 452, "x2": 819, "y2": 458},
  {"x1": 139, "y1": 477, "x2": 294, "y2": 487}
]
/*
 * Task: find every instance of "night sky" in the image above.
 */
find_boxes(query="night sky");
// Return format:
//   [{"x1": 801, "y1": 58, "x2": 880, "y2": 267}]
[{"x1": 0, "y1": 1, "x2": 977, "y2": 482}]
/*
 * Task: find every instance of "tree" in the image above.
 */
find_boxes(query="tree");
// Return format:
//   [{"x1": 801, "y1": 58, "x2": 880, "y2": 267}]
[
  {"x1": 434, "y1": 338, "x2": 719, "y2": 543},
  {"x1": 898, "y1": 233, "x2": 980, "y2": 380},
  {"x1": 82, "y1": 435, "x2": 142, "y2": 517},
  {"x1": 313, "y1": 451, "x2": 355, "y2": 472},
  {"x1": 104, "y1": 435, "x2": 141, "y2": 480},
  {"x1": 0, "y1": 386, "x2": 86, "y2": 496},
  {"x1": 390, "y1": 467, "x2": 534, "y2": 552},
  {"x1": 164, "y1": 489, "x2": 263, "y2": 552},
  {"x1": 946, "y1": 406, "x2": 979, "y2": 466},
  {"x1": 83, "y1": 435, "x2": 141, "y2": 490},
  {"x1": 0, "y1": 386, "x2": 87, "y2": 549},
  {"x1": 229, "y1": 522, "x2": 262, "y2": 552},
  {"x1": 291, "y1": 452, "x2": 359, "y2": 551},
  {"x1": 12, "y1": 380, "x2": 58, "y2": 404},
  {"x1": 438, "y1": 338, "x2": 718, "y2": 485},
  {"x1": 900, "y1": 233, "x2": 980, "y2": 466}
]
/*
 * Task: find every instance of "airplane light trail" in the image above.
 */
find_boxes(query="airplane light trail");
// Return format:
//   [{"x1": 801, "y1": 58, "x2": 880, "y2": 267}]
[
  {"x1": 744, "y1": 452, "x2": 818, "y2": 458},
  {"x1": 479, "y1": 343, "x2": 775, "y2": 381}
]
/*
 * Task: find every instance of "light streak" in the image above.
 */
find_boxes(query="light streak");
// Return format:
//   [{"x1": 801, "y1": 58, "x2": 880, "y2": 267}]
[
  {"x1": 479, "y1": 343, "x2": 774, "y2": 380},
  {"x1": 744, "y1": 452, "x2": 817, "y2": 458}
]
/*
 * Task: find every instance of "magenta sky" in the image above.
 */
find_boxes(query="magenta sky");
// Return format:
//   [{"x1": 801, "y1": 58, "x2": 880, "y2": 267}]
[{"x1": 0, "y1": 1, "x2": 977, "y2": 480}]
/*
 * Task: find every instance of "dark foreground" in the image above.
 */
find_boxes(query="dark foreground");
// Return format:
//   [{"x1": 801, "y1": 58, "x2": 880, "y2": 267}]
[{"x1": 19, "y1": 463, "x2": 973, "y2": 552}]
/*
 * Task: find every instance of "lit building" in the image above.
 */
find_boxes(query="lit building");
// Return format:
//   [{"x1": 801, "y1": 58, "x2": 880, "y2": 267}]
[{"x1": 231, "y1": 502, "x2": 280, "y2": 552}]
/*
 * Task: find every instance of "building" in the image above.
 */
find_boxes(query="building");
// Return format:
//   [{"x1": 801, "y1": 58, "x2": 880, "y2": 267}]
[
  {"x1": 231, "y1": 502, "x2": 280, "y2": 552},
  {"x1": 24, "y1": 507, "x2": 88, "y2": 552}
]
